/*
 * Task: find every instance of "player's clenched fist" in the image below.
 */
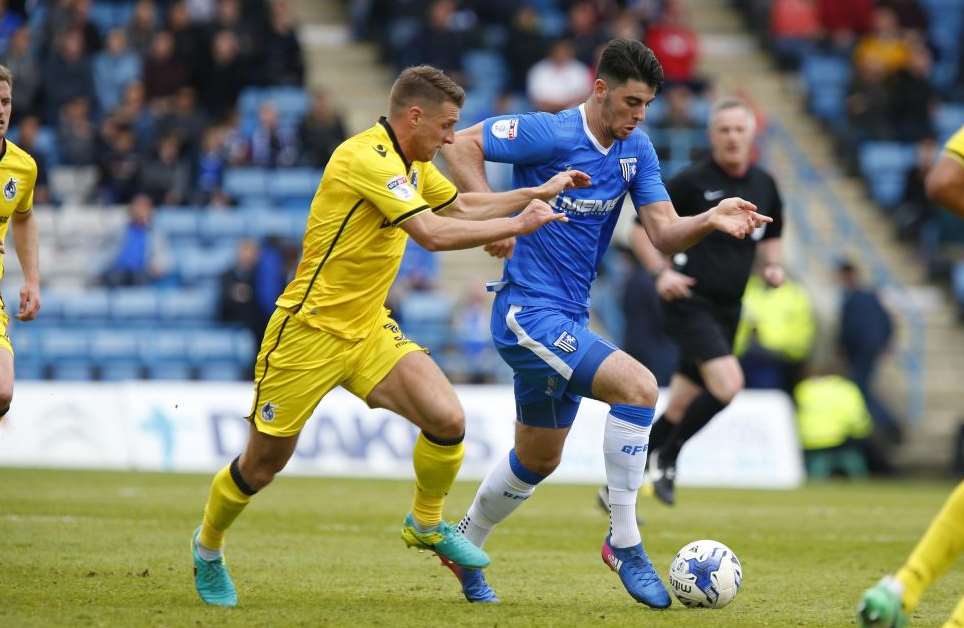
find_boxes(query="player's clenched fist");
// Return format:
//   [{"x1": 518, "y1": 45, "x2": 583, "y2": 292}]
[
  {"x1": 709, "y1": 197, "x2": 771, "y2": 239},
  {"x1": 515, "y1": 199, "x2": 568, "y2": 234}
]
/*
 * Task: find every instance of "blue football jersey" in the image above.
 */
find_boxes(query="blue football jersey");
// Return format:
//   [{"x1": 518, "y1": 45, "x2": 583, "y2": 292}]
[{"x1": 482, "y1": 105, "x2": 669, "y2": 313}]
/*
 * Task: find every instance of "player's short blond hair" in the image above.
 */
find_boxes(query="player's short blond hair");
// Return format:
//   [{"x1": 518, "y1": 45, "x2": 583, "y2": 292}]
[
  {"x1": 389, "y1": 65, "x2": 464, "y2": 114},
  {"x1": 0, "y1": 64, "x2": 12, "y2": 89}
]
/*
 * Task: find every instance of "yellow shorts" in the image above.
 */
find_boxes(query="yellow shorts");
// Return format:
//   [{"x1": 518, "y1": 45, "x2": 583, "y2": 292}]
[
  {"x1": 247, "y1": 307, "x2": 426, "y2": 437},
  {"x1": 0, "y1": 296, "x2": 11, "y2": 355}
]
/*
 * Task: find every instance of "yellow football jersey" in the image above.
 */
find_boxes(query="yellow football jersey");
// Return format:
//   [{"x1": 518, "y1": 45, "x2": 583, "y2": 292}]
[
  {"x1": 0, "y1": 139, "x2": 37, "y2": 281},
  {"x1": 276, "y1": 117, "x2": 458, "y2": 340},
  {"x1": 945, "y1": 124, "x2": 964, "y2": 166}
]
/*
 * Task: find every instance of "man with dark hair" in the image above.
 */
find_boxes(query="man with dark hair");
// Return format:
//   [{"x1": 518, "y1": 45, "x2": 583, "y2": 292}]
[
  {"x1": 628, "y1": 97, "x2": 785, "y2": 507},
  {"x1": 189, "y1": 64, "x2": 589, "y2": 607},
  {"x1": 442, "y1": 39, "x2": 770, "y2": 606}
]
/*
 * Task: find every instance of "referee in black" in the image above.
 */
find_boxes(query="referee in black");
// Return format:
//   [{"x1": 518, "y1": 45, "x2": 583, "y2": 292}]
[{"x1": 634, "y1": 97, "x2": 785, "y2": 506}]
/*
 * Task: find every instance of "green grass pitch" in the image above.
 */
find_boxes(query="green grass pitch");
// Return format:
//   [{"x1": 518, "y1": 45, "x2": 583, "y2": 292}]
[{"x1": 1, "y1": 468, "x2": 962, "y2": 627}]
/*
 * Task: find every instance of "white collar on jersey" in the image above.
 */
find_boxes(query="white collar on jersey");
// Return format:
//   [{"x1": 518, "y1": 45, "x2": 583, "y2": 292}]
[{"x1": 579, "y1": 103, "x2": 612, "y2": 156}]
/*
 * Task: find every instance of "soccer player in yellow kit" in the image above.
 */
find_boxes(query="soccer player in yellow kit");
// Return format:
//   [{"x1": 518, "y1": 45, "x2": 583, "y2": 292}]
[
  {"x1": 0, "y1": 64, "x2": 41, "y2": 422},
  {"x1": 926, "y1": 125, "x2": 964, "y2": 217},
  {"x1": 191, "y1": 65, "x2": 589, "y2": 607},
  {"x1": 858, "y1": 127, "x2": 964, "y2": 627}
]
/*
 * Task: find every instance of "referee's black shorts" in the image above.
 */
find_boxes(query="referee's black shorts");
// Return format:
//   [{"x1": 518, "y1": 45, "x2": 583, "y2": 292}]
[{"x1": 662, "y1": 294, "x2": 741, "y2": 386}]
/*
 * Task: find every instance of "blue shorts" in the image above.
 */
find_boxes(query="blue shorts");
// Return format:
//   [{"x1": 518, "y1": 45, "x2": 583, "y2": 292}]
[{"x1": 490, "y1": 290, "x2": 617, "y2": 429}]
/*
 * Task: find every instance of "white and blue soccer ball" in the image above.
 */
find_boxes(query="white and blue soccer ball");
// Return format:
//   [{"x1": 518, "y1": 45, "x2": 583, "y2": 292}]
[{"x1": 668, "y1": 539, "x2": 743, "y2": 609}]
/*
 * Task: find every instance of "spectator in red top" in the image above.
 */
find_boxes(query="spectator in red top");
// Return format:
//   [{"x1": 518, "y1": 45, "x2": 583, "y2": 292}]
[
  {"x1": 645, "y1": 0, "x2": 700, "y2": 89},
  {"x1": 770, "y1": 0, "x2": 820, "y2": 70},
  {"x1": 817, "y1": 0, "x2": 874, "y2": 51}
]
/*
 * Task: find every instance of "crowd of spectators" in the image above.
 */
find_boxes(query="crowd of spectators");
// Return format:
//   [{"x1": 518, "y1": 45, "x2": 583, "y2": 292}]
[
  {"x1": 3, "y1": 0, "x2": 348, "y2": 207},
  {"x1": 736, "y1": 0, "x2": 964, "y2": 309}
]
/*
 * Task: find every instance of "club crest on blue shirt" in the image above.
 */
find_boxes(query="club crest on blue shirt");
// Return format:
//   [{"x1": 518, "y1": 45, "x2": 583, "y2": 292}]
[
  {"x1": 619, "y1": 157, "x2": 637, "y2": 182},
  {"x1": 553, "y1": 331, "x2": 578, "y2": 353},
  {"x1": 3, "y1": 177, "x2": 16, "y2": 201}
]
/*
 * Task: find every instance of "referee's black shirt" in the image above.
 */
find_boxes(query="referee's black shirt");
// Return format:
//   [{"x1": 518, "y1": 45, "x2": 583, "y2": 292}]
[{"x1": 639, "y1": 158, "x2": 784, "y2": 304}]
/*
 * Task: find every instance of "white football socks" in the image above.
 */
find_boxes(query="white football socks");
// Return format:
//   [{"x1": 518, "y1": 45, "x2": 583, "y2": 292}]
[
  {"x1": 457, "y1": 449, "x2": 543, "y2": 548},
  {"x1": 603, "y1": 412, "x2": 651, "y2": 548}
]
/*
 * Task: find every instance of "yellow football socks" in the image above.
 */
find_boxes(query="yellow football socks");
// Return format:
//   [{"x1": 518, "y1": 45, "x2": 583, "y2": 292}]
[
  {"x1": 411, "y1": 431, "x2": 464, "y2": 529},
  {"x1": 199, "y1": 458, "x2": 255, "y2": 550},
  {"x1": 897, "y1": 481, "x2": 964, "y2": 612}
]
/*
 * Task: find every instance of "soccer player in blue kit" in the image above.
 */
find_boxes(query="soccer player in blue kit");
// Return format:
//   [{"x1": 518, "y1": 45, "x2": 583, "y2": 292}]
[{"x1": 440, "y1": 38, "x2": 771, "y2": 607}]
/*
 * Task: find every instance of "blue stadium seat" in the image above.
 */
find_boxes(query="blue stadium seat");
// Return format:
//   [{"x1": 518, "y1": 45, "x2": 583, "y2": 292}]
[
  {"x1": 802, "y1": 55, "x2": 850, "y2": 124},
  {"x1": 234, "y1": 329, "x2": 256, "y2": 364},
  {"x1": 157, "y1": 289, "x2": 217, "y2": 321},
  {"x1": 935, "y1": 104, "x2": 964, "y2": 144},
  {"x1": 224, "y1": 168, "x2": 269, "y2": 200},
  {"x1": 50, "y1": 360, "x2": 95, "y2": 381},
  {"x1": 858, "y1": 142, "x2": 917, "y2": 208},
  {"x1": 139, "y1": 330, "x2": 189, "y2": 362},
  {"x1": 188, "y1": 330, "x2": 237, "y2": 364},
  {"x1": 248, "y1": 210, "x2": 292, "y2": 238},
  {"x1": 270, "y1": 169, "x2": 322, "y2": 204},
  {"x1": 100, "y1": 361, "x2": 143, "y2": 381},
  {"x1": 177, "y1": 246, "x2": 237, "y2": 284},
  {"x1": 238, "y1": 88, "x2": 266, "y2": 119},
  {"x1": 9, "y1": 325, "x2": 39, "y2": 355},
  {"x1": 398, "y1": 293, "x2": 453, "y2": 354},
  {"x1": 463, "y1": 50, "x2": 507, "y2": 98},
  {"x1": 110, "y1": 288, "x2": 159, "y2": 320},
  {"x1": 146, "y1": 360, "x2": 194, "y2": 380},
  {"x1": 267, "y1": 87, "x2": 309, "y2": 125},
  {"x1": 197, "y1": 361, "x2": 244, "y2": 381},
  {"x1": 15, "y1": 358, "x2": 44, "y2": 380},
  {"x1": 154, "y1": 209, "x2": 201, "y2": 240},
  {"x1": 199, "y1": 210, "x2": 249, "y2": 242},
  {"x1": 90, "y1": 330, "x2": 139, "y2": 361},
  {"x1": 61, "y1": 289, "x2": 110, "y2": 320},
  {"x1": 41, "y1": 329, "x2": 89, "y2": 360},
  {"x1": 34, "y1": 289, "x2": 65, "y2": 321}
]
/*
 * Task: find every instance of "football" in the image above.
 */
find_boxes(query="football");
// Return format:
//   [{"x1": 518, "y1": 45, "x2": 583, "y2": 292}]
[{"x1": 668, "y1": 540, "x2": 743, "y2": 609}]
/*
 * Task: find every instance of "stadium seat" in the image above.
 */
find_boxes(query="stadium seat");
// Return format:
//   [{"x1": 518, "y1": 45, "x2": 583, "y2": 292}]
[
  {"x1": 197, "y1": 361, "x2": 244, "y2": 381},
  {"x1": 935, "y1": 104, "x2": 964, "y2": 144},
  {"x1": 100, "y1": 361, "x2": 144, "y2": 382},
  {"x1": 398, "y1": 293, "x2": 453, "y2": 354},
  {"x1": 139, "y1": 330, "x2": 189, "y2": 363},
  {"x1": 157, "y1": 289, "x2": 218, "y2": 321},
  {"x1": 199, "y1": 210, "x2": 249, "y2": 242},
  {"x1": 188, "y1": 330, "x2": 237, "y2": 364},
  {"x1": 49, "y1": 360, "x2": 95, "y2": 381},
  {"x1": 801, "y1": 55, "x2": 850, "y2": 124},
  {"x1": 90, "y1": 330, "x2": 139, "y2": 361},
  {"x1": 177, "y1": 245, "x2": 237, "y2": 285},
  {"x1": 270, "y1": 169, "x2": 322, "y2": 204},
  {"x1": 268, "y1": 87, "x2": 309, "y2": 125},
  {"x1": 463, "y1": 50, "x2": 507, "y2": 98},
  {"x1": 224, "y1": 168, "x2": 269, "y2": 200},
  {"x1": 155, "y1": 209, "x2": 201, "y2": 240},
  {"x1": 41, "y1": 329, "x2": 89, "y2": 360},
  {"x1": 248, "y1": 210, "x2": 292, "y2": 239},
  {"x1": 234, "y1": 329, "x2": 256, "y2": 364},
  {"x1": 15, "y1": 358, "x2": 45, "y2": 380},
  {"x1": 110, "y1": 288, "x2": 159, "y2": 320},
  {"x1": 146, "y1": 360, "x2": 194, "y2": 380},
  {"x1": 59, "y1": 289, "x2": 109, "y2": 321},
  {"x1": 858, "y1": 142, "x2": 917, "y2": 208}
]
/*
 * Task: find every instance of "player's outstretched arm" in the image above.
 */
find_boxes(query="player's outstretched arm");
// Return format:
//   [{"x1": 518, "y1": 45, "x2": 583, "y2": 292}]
[
  {"x1": 640, "y1": 197, "x2": 771, "y2": 254},
  {"x1": 926, "y1": 152, "x2": 964, "y2": 217},
  {"x1": 630, "y1": 222, "x2": 695, "y2": 300},
  {"x1": 401, "y1": 200, "x2": 567, "y2": 252},
  {"x1": 439, "y1": 170, "x2": 590, "y2": 221},
  {"x1": 11, "y1": 210, "x2": 40, "y2": 321}
]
